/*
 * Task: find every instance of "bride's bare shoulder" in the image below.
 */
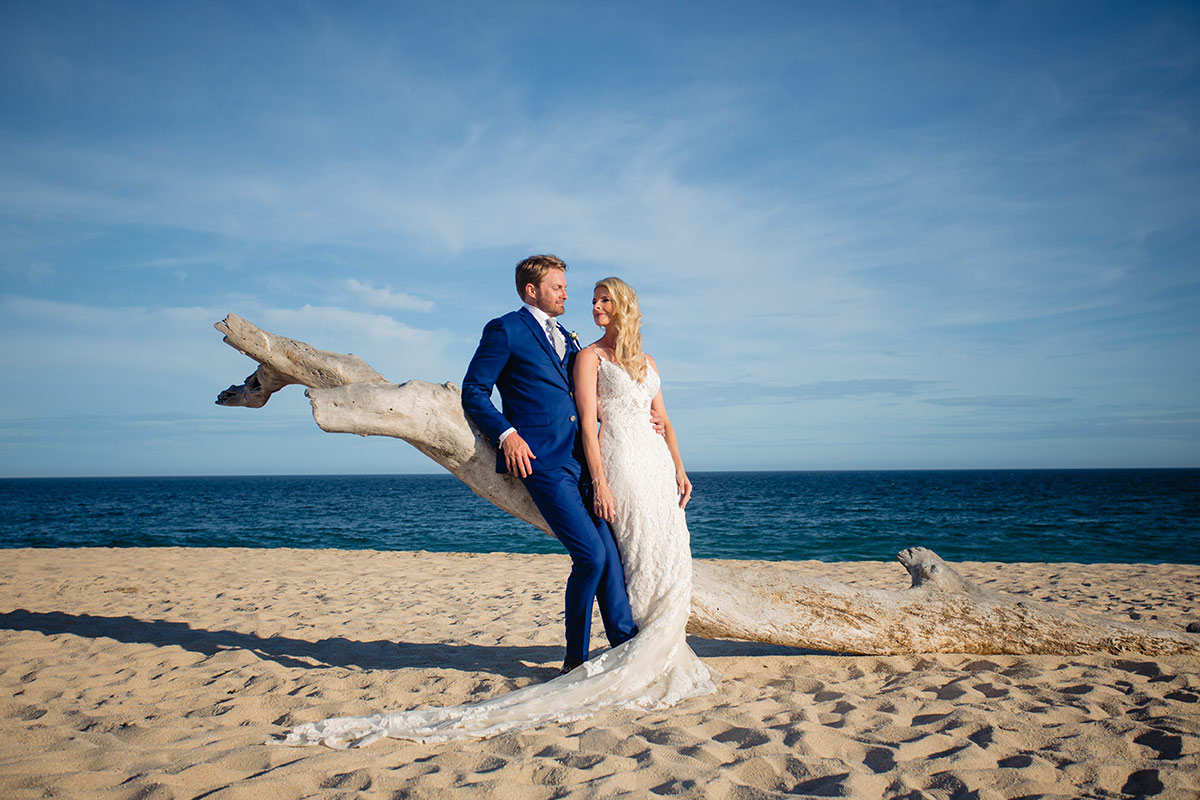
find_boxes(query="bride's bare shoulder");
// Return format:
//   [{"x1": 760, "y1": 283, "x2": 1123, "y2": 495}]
[
  {"x1": 582, "y1": 343, "x2": 614, "y2": 361},
  {"x1": 575, "y1": 345, "x2": 603, "y2": 368}
]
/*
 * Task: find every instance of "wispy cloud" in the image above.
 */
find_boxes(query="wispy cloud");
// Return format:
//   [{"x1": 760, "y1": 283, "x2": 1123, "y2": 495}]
[
  {"x1": 343, "y1": 279, "x2": 433, "y2": 312},
  {"x1": 1, "y1": 2, "x2": 1197, "y2": 473},
  {"x1": 0, "y1": 295, "x2": 454, "y2": 418},
  {"x1": 1, "y1": 260, "x2": 55, "y2": 283},
  {"x1": 925, "y1": 395, "x2": 1073, "y2": 408},
  {"x1": 671, "y1": 378, "x2": 936, "y2": 409}
]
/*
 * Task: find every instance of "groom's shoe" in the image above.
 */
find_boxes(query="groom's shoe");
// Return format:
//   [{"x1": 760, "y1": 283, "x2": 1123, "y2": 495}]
[{"x1": 559, "y1": 656, "x2": 584, "y2": 676}]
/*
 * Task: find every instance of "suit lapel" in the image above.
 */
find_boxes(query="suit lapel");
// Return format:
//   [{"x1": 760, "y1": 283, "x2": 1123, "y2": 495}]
[{"x1": 518, "y1": 307, "x2": 570, "y2": 384}]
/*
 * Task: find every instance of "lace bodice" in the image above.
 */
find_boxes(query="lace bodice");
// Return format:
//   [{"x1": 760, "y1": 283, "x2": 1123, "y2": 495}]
[{"x1": 596, "y1": 357, "x2": 659, "y2": 432}]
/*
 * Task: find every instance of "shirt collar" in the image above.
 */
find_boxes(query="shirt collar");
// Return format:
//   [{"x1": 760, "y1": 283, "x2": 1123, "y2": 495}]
[{"x1": 522, "y1": 302, "x2": 558, "y2": 329}]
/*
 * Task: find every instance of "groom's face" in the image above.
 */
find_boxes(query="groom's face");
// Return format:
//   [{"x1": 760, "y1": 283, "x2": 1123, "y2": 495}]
[{"x1": 529, "y1": 269, "x2": 568, "y2": 317}]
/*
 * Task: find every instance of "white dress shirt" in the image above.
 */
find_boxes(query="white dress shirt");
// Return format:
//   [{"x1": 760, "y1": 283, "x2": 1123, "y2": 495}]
[{"x1": 498, "y1": 304, "x2": 567, "y2": 445}]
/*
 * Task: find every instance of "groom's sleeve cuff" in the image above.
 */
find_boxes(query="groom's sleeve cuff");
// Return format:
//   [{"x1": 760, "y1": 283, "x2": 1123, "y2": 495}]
[{"x1": 498, "y1": 427, "x2": 516, "y2": 445}]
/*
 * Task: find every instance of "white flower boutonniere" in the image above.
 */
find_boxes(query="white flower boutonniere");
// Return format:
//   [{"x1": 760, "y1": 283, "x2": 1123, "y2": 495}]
[{"x1": 569, "y1": 331, "x2": 580, "y2": 345}]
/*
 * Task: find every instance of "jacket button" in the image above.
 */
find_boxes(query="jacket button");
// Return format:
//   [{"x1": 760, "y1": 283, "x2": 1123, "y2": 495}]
[{"x1": 570, "y1": 415, "x2": 577, "y2": 421}]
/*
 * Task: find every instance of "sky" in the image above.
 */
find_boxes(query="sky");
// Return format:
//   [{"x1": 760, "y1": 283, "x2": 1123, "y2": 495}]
[{"x1": 1, "y1": 0, "x2": 1197, "y2": 477}]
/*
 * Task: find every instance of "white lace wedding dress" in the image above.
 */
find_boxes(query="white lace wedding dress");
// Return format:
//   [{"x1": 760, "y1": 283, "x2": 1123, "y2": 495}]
[{"x1": 282, "y1": 357, "x2": 717, "y2": 748}]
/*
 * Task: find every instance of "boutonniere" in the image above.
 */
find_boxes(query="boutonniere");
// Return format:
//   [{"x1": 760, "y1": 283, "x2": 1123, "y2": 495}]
[{"x1": 569, "y1": 331, "x2": 580, "y2": 345}]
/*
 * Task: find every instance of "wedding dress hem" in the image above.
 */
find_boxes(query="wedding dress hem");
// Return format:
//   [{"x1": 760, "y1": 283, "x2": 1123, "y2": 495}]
[{"x1": 279, "y1": 357, "x2": 716, "y2": 748}]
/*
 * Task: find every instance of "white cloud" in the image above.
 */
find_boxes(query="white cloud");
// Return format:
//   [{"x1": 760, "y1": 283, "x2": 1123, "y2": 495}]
[
  {"x1": 1, "y1": 3, "x2": 1197, "y2": 473},
  {"x1": 343, "y1": 278, "x2": 433, "y2": 312},
  {"x1": 0, "y1": 295, "x2": 454, "y2": 419},
  {"x1": 1, "y1": 260, "x2": 56, "y2": 283},
  {"x1": 925, "y1": 395, "x2": 1073, "y2": 408},
  {"x1": 257, "y1": 304, "x2": 441, "y2": 354}
]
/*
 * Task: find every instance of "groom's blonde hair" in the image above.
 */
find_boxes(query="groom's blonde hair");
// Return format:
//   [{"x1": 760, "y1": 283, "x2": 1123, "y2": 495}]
[
  {"x1": 595, "y1": 276, "x2": 647, "y2": 382},
  {"x1": 515, "y1": 254, "x2": 567, "y2": 301}
]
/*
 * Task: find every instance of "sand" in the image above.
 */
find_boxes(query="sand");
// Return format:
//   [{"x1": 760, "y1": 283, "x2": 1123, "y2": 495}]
[{"x1": 0, "y1": 548, "x2": 1197, "y2": 799}]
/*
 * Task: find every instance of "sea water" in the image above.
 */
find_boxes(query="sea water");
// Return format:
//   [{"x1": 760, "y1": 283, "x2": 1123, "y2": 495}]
[{"x1": 1, "y1": 470, "x2": 1196, "y2": 563}]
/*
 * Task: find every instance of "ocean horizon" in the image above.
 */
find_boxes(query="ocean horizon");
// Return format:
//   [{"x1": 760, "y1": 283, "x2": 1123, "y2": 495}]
[{"x1": 2, "y1": 468, "x2": 1197, "y2": 565}]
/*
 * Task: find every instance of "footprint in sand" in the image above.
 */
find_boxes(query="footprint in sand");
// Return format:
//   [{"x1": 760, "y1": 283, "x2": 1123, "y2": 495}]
[
  {"x1": 1134, "y1": 729, "x2": 1183, "y2": 760},
  {"x1": 1122, "y1": 768, "x2": 1165, "y2": 796}
]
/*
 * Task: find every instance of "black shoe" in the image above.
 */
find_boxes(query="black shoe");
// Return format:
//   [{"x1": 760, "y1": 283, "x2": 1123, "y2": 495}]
[{"x1": 559, "y1": 657, "x2": 584, "y2": 676}]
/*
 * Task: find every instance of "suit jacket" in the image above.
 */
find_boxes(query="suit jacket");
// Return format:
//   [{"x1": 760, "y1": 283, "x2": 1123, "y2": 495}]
[{"x1": 462, "y1": 307, "x2": 583, "y2": 473}]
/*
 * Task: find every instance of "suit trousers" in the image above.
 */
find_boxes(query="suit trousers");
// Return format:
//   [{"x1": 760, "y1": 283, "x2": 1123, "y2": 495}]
[{"x1": 522, "y1": 461, "x2": 639, "y2": 663}]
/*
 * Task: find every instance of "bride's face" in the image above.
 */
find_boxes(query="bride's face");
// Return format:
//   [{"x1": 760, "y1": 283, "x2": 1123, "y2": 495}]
[{"x1": 592, "y1": 288, "x2": 615, "y2": 328}]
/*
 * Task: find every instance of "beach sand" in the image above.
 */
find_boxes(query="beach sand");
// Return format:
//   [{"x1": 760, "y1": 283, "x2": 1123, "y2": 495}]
[{"x1": 1, "y1": 548, "x2": 1197, "y2": 799}]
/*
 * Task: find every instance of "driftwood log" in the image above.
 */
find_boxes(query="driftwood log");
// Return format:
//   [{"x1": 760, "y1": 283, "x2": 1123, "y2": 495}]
[{"x1": 215, "y1": 313, "x2": 1198, "y2": 656}]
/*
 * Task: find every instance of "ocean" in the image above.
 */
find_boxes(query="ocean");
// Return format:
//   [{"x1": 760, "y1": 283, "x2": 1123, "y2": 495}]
[{"x1": 1, "y1": 470, "x2": 1197, "y2": 564}]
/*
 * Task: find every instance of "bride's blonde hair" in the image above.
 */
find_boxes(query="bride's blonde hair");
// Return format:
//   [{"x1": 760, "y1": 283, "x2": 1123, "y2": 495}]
[{"x1": 595, "y1": 276, "x2": 647, "y2": 382}]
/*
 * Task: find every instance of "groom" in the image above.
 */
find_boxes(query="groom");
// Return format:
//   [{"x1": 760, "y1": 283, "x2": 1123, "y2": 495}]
[{"x1": 462, "y1": 254, "x2": 639, "y2": 674}]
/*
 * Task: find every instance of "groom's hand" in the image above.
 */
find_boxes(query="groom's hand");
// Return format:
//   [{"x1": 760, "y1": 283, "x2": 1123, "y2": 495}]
[
  {"x1": 502, "y1": 432, "x2": 537, "y2": 478},
  {"x1": 650, "y1": 408, "x2": 666, "y2": 437}
]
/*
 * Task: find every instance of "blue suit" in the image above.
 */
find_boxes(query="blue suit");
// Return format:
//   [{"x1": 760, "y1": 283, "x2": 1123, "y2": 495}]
[{"x1": 462, "y1": 307, "x2": 638, "y2": 663}]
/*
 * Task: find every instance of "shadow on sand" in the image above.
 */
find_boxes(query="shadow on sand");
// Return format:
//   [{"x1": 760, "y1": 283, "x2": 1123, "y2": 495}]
[{"x1": 1, "y1": 609, "x2": 821, "y2": 679}]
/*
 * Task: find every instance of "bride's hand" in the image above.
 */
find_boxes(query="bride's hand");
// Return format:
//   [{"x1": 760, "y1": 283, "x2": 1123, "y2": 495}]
[
  {"x1": 676, "y1": 471, "x2": 692, "y2": 509},
  {"x1": 592, "y1": 477, "x2": 616, "y2": 523}
]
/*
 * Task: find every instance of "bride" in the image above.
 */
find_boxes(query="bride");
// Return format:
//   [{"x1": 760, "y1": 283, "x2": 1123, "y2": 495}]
[{"x1": 282, "y1": 277, "x2": 716, "y2": 748}]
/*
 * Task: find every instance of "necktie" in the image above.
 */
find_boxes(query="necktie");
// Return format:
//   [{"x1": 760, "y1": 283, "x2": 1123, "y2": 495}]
[{"x1": 546, "y1": 318, "x2": 566, "y2": 360}]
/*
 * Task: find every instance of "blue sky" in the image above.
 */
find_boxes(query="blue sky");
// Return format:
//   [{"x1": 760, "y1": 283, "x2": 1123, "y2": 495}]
[{"x1": 1, "y1": 0, "x2": 1197, "y2": 477}]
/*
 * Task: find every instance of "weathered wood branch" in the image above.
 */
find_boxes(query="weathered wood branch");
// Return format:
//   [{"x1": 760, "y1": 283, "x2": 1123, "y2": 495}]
[
  {"x1": 215, "y1": 313, "x2": 387, "y2": 407},
  {"x1": 214, "y1": 314, "x2": 1199, "y2": 656},
  {"x1": 689, "y1": 549, "x2": 1199, "y2": 655}
]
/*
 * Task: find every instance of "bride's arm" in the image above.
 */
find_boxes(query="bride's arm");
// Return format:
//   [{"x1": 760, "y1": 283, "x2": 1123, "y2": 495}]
[
  {"x1": 572, "y1": 348, "x2": 616, "y2": 522},
  {"x1": 646, "y1": 354, "x2": 693, "y2": 509}
]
